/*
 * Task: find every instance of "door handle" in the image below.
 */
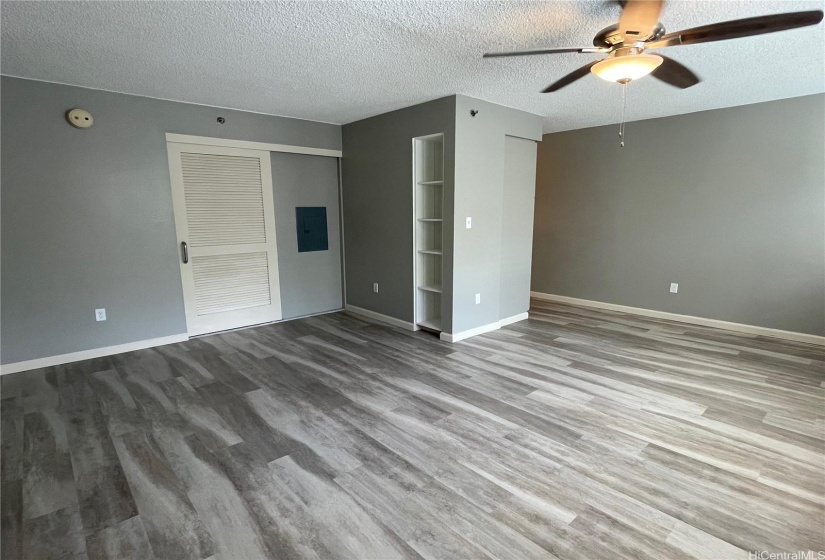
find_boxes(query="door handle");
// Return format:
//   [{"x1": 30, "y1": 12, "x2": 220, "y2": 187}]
[{"x1": 181, "y1": 241, "x2": 189, "y2": 264}]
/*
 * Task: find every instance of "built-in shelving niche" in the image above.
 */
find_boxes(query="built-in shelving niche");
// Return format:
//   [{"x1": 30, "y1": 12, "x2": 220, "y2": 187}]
[{"x1": 413, "y1": 133, "x2": 444, "y2": 333}]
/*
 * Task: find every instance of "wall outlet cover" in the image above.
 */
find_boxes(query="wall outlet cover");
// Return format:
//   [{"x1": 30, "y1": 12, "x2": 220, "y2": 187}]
[
  {"x1": 95, "y1": 308, "x2": 106, "y2": 321},
  {"x1": 670, "y1": 283, "x2": 679, "y2": 293}
]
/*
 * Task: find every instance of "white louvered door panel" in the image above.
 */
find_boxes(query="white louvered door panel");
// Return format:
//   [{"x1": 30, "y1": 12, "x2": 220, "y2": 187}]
[
  {"x1": 192, "y1": 253, "x2": 271, "y2": 315},
  {"x1": 167, "y1": 143, "x2": 282, "y2": 336}
]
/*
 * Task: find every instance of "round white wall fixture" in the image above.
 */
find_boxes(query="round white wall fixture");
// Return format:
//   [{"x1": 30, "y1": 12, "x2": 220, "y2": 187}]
[{"x1": 66, "y1": 108, "x2": 94, "y2": 129}]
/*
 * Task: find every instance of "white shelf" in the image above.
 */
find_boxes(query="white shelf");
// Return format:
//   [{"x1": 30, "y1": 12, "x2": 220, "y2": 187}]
[
  {"x1": 418, "y1": 284, "x2": 442, "y2": 293},
  {"x1": 414, "y1": 133, "x2": 444, "y2": 334},
  {"x1": 418, "y1": 318, "x2": 442, "y2": 331}
]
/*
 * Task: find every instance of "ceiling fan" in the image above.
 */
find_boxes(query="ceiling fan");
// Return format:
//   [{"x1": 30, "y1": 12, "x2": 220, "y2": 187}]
[{"x1": 483, "y1": 1, "x2": 824, "y2": 92}]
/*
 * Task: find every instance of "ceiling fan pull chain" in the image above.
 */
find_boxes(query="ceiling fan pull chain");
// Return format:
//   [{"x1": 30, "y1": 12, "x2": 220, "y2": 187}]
[{"x1": 619, "y1": 81, "x2": 628, "y2": 147}]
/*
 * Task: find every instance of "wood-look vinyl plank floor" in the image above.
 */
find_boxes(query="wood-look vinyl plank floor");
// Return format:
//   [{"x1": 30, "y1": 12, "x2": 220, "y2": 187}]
[{"x1": 2, "y1": 299, "x2": 823, "y2": 559}]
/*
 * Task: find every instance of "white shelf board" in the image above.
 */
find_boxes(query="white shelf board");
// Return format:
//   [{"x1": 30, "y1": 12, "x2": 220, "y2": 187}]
[
  {"x1": 417, "y1": 249, "x2": 442, "y2": 256},
  {"x1": 417, "y1": 284, "x2": 442, "y2": 294},
  {"x1": 417, "y1": 318, "x2": 442, "y2": 331},
  {"x1": 418, "y1": 180, "x2": 444, "y2": 186}
]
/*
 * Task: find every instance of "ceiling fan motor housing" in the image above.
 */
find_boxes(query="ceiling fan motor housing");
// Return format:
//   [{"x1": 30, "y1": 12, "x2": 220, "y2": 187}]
[{"x1": 593, "y1": 23, "x2": 666, "y2": 47}]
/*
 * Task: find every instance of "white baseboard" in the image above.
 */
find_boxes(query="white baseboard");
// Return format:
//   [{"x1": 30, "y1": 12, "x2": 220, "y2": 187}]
[
  {"x1": 441, "y1": 322, "x2": 499, "y2": 343},
  {"x1": 0, "y1": 333, "x2": 190, "y2": 376},
  {"x1": 499, "y1": 312, "x2": 529, "y2": 327},
  {"x1": 530, "y1": 292, "x2": 825, "y2": 347},
  {"x1": 344, "y1": 304, "x2": 417, "y2": 331},
  {"x1": 441, "y1": 312, "x2": 529, "y2": 343}
]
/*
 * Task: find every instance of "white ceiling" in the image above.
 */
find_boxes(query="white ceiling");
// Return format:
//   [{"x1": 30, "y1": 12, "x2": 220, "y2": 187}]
[{"x1": 2, "y1": 1, "x2": 823, "y2": 133}]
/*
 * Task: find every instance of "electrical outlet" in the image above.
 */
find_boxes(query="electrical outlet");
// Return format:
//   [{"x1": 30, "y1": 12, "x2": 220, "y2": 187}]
[
  {"x1": 95, "y1": 308, "x2": 106, "y2": 321},
  {"x1": 466, "y1": 217, "x2": 472, "y2": 229},
  {"x1": 670, "y1": 283, "x2": 679, "y2": 294},
  {"x1": 373, "y1": 283, "x2": 379, "y2": 294},
  {"x1": 475, "y1": 293, "x2": 481, "y2": 305}
]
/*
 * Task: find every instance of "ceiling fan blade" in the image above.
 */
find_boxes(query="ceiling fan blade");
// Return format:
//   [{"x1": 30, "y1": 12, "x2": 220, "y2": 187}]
[
  {"x1": 650, "y1": 55, "x2": 700, "y2": 88},
  {"x1": 483, "y1": 47, "x2": 608, "y2": 58},
  {"x1": 542, "y1": 61, "x2": 599, "y2": 93},
  {"x1": 618, "y1": 0, "x2": 665, "y2": 42},
  {"x1": 647, "y1": 10, "x2": 823, "y2": 48}
]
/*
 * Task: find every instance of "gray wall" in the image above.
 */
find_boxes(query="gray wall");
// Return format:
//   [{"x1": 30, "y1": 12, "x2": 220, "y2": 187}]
[
  {"x1": 341, "y1": 94, "x2": 543, "y2": 336},
  {"x1": 1, "y1": 76, "x2": 342, "y2": 364},
  {"x1": 452, "y1": 95, "x2": 542, "y2": 333},
  {"x1": 271, "y1": 153, "x2": 343, "y2": 319},
  {"x1": 341, "y1": 96, "x2": 457, "y2": 330},
  {"x1": 532, "y1": 94, "x2": 825, "y2": 336},
  {"x1": 499, "y1": 136, "x2": 538, "y2": 321}
]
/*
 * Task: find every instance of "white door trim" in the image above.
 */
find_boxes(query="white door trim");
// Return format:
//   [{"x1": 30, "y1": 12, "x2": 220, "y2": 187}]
[
  {"x1": 168, "y1": 142, "x2": 283, "y2": 336},
  {"x1": 165, "y1": 133, "x2": 342, "y2": 158}
]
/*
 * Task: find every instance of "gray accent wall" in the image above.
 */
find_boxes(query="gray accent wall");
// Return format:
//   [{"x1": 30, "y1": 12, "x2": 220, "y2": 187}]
[
  {"x1": 1, "y1": 76, "x2": 342, "y2": 364},
  {"x1": 270, "y1": 152, "x2": 342, "y2": 319},
  {"x1": 532, "y1": 94, "x2": 825, "y2": 336},
  {"x1": 341, "y1": 96, "x2": 457, "y2": 330},
  {"x1": 452, "y1": 96, "x2": 542, "y2": 333}
]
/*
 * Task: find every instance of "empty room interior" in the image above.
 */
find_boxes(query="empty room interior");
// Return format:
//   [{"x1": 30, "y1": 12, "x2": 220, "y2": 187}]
[{"x1": 1, "y1": 1, "x2": 824, "y2": 559}]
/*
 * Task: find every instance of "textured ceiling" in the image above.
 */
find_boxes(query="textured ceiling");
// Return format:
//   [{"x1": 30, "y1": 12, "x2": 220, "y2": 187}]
[{"x1": 2, "y1": 1, "x2": 823, "y2": 133}]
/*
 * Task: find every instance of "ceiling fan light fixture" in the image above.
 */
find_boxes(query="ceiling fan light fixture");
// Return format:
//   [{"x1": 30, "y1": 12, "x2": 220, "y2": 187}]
[{"x1": 591, "y1": 53, "x2": 664, "y2": 83}]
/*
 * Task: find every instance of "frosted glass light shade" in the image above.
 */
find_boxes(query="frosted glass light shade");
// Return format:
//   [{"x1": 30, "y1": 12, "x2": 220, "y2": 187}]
[{"x1": 591, "y1": 54, "x2": 663, "y2": 82}]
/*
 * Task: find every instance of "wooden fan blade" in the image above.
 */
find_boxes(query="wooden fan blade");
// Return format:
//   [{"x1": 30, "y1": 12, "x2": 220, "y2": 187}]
[
  {"x1": 483, "y1": 47, "x2": 608, "y2": 58},
  {"x1": 651, "y1": 55, "x2": 700, "y2": 88},
  {"x1": 542, "y1": 61, "x2": 599, "y2": 93},
  {"x1": 618, "y1": 0, "x2": 664, "y2": 42},
  {"x1": 647, "y1": 10, "x2": 823, "y2": 48}
]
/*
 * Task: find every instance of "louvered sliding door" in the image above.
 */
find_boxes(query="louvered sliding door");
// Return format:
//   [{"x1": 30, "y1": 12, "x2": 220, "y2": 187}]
[{"x1": 167, "y1": 143, "x2": 281, "y2": 336}]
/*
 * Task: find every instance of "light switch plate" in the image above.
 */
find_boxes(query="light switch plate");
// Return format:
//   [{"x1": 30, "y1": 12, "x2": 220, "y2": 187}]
[
  {"x1": 466, "y1": 217, "x2": 472, "y2": 229},
  {"x1": 373, "y1": 283, "x2": 379, "y2": 294},
  {"x1": 475, "y1": 293, "x2": 481, "y2": 304},
  {"x1": 95, "y1": 308, "x2": 106, "y2": 321},
  {"x1": 670, "y1": 283, "x2": 679, "y2": 294}
]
